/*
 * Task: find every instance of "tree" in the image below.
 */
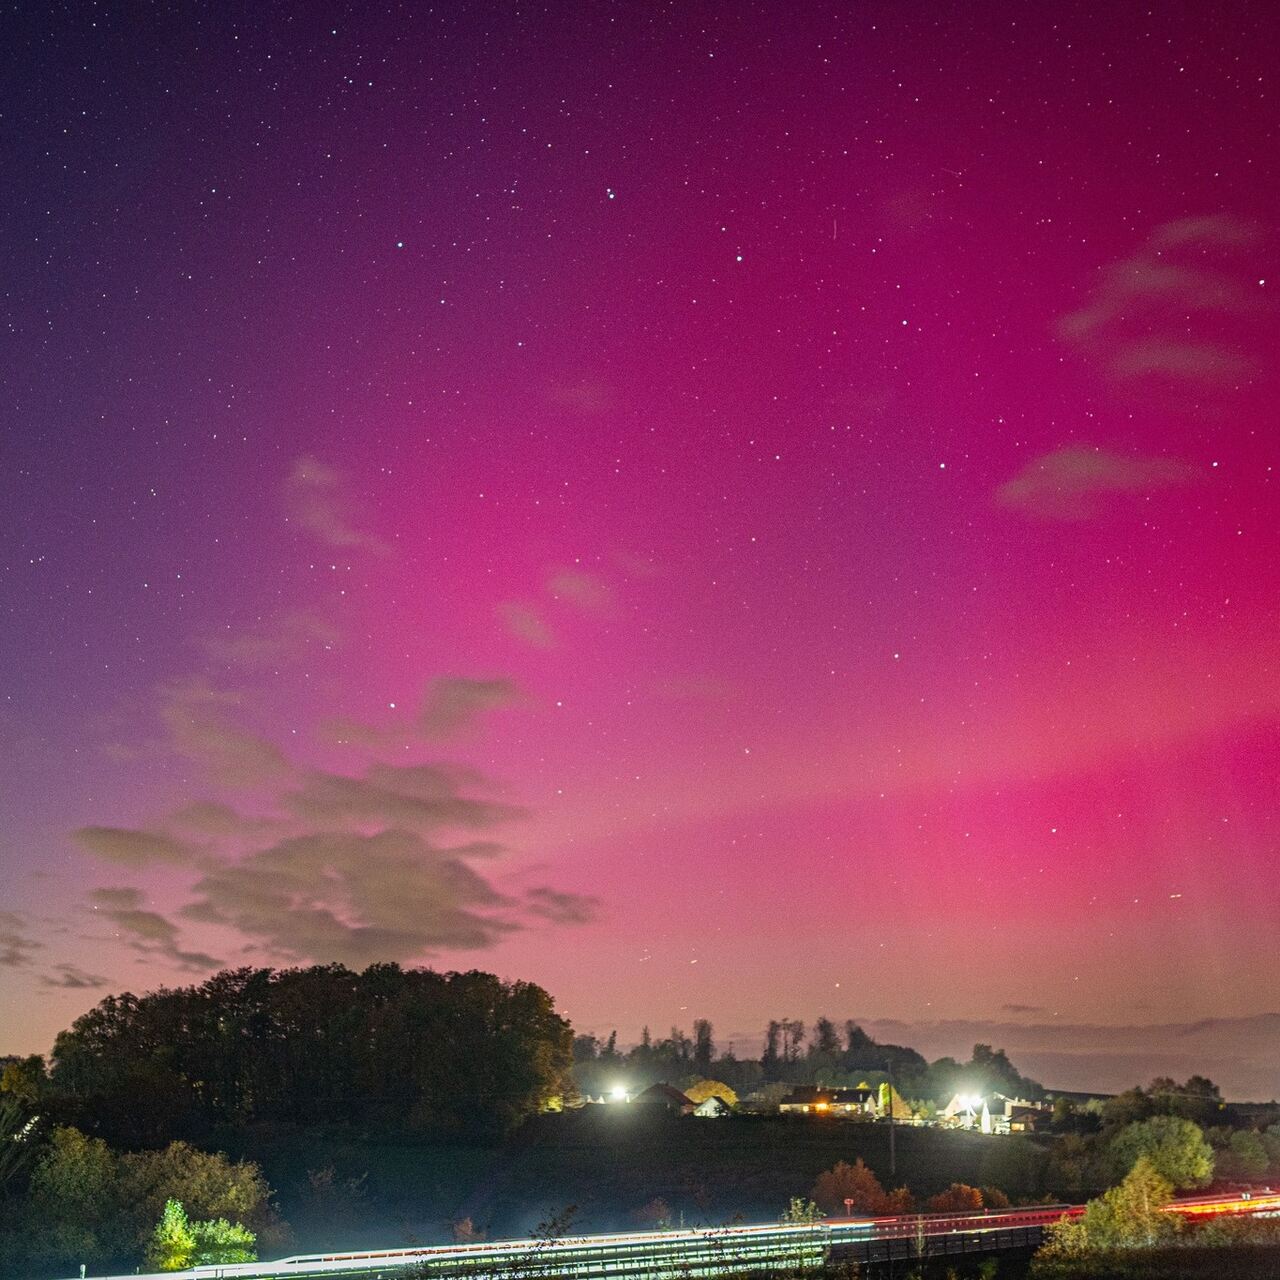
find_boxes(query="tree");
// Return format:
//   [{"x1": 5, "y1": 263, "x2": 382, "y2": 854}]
[
  {"x1": 763, "y1": 1021, "x2": 782, "y2": 1079},
  {"x1": 632, "y1": 1197, "x2": 673, "y2": 1228},
  {"x1": 693, "y1": 1020, "x2": 714, "y2": 1074},
  {"x1": 0, "y1": 1095, "x2": 35, "y2": 1194},
  {"x1": 49, "y1": 964, "x2": 574, "y2": 1144},
  {"x1": 782, "y1": 1020, "x2": 806, "y2": 1065},
  {"x1": 809, "y1": 1158, "x2": 915, "y2": 1216},
  {"x1": 120, "y1": 1140, "x2": 275, "y2": 1245},
  {"x1": 683, "y1": 1079, "x2": 738, "y2": 1107},
  {"x1": 146, "y1": 1199, "x2": 196, "y2": 1272},
  {"x1": 191, "y1": 1217, "x2": 256, "y2": 1264},
  {"x1": 1108, "y1": 1115, "x2": 1213, "y2": 1189},
  {"x1": 780, "y1": 1196, "x2": 825, "y2": 1224},
  {"x1": 1081, "y1": 1157, "x2": 1179, "y2": 1248},
  {"x1": 926, "y1": 1184, "x2": 984, "y2": 1213},
  {"x1": 1215, "y1": 1129, "x2": 1268, "y2": 1180},
  {"x1": 0, "y1": 1055, "x2": 47, "y2": 1106}
]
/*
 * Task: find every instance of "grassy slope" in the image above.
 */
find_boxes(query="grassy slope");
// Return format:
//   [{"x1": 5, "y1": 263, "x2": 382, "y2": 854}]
[{"x1": 227, "y1": 1112, "x2": 1057, "y2": 1252}]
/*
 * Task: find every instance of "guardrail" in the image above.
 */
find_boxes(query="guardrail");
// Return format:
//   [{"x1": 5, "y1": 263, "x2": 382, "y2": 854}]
[{"x1": 64, "y1": 1191, "x2": 1280, "y2": 1280}]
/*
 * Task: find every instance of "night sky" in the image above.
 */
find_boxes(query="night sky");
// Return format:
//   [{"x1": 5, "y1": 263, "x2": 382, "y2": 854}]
[{"x1": 2, "y1": 3, "x2": 1278, "y2": 1094}]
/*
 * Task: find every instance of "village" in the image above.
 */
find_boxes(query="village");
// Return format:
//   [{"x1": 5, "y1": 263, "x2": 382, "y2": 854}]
[{"x1": 584, "y1": 1080, "x2": 1056, "y2": 1134}]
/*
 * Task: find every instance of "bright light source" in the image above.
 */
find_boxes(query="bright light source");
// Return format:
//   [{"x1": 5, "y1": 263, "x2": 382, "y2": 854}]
[
  {"x1": 962, "y1": 1094, "x2": 982, "y2": 1110},
  {"x1": 610, "y1": 1085, "x2": 628, "y2": 1102}
]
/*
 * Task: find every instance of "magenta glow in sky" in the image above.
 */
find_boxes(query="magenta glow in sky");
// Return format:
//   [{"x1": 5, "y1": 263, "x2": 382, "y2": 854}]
[{"x1": 2, "y1": 3, "x2": 1278, "y2": 1092}]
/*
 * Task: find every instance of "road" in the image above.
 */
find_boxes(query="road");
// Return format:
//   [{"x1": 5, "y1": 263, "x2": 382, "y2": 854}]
[{"x1": 66, "y1": 1190, "x2": 1280, "y2": 1280}]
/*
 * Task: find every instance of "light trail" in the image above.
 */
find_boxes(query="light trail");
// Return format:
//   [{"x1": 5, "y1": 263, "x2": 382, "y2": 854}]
[{"x1": 62, "y1": 1191, "x2": 1280, "y2": 1280}]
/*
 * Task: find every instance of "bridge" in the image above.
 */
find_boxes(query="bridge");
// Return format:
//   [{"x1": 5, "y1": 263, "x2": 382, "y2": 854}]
[{"x1": 67, "y1": 1190, "x2": 1280, "y2": 1280}]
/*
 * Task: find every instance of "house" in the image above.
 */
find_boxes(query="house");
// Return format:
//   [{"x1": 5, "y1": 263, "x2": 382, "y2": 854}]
[
  {"x1": 1004, "y1": 1104, "x2": 1050, "y2": 1133},
  {"x1": 632, "y1": 1083, "x2": 696, "y2": 1114},
  {"x1": 940, "y1": 1094, "x2": 992, "y2": 1132},
  {"x1": 693, "y1": 1095, "x2": 732, "y2": 1118},
  {"x1": 778, "y1": 1085, "x2": 878, "y2": 1117}
]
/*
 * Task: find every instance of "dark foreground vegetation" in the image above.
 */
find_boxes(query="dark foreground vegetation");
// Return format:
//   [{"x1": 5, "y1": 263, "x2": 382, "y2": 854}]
[{"x1": 3, "y1": 964, "x2": 1279, "y2": 1278}]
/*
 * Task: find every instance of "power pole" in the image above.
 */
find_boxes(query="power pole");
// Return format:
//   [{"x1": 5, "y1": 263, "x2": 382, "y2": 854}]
[{"x1": 886, "y1": 1057, "x2": 896, "y2": 1180}]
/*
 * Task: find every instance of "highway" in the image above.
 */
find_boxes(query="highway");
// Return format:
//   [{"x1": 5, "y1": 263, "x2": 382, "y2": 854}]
[{"x1": 66, "y1": 1191, "x2": 1280, "y2": 1280}]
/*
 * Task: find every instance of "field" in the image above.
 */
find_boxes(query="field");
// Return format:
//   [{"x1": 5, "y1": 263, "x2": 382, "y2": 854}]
[{"x1": 223, "y1": 1111, "x2": 1058, "y2": 1252}]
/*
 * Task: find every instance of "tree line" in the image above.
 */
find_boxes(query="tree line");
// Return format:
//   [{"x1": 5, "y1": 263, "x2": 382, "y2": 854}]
[
  {"x1": 16, "y1": 963, "x2": 573, "y2": 1148},
  {"x1": 572, "y1": 1015, "x2": 1044, "y2": 1104}
]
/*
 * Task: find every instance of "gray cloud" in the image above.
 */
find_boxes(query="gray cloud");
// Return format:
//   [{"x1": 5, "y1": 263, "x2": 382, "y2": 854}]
[
  {"x1": 166, "y1": 802, "x2": 282, "y2": 841},
  {"x1": 78, "y1": 658, "x2": 591, "y2": 977},
  {"x1": 285, "y1": 455, "x2": 391, "y2": 556},
  {"x1": 40, "y1": 964, "x2": 111, "y2": 990},
  {"x1": 182, "y1": 829, "x2": 516, "y2": 966},
  {"x1": 524, "y1": 886, "x2": 601, "y2": 926},
  {"x1": 73, "y1": 825, "x2": 195, "y2": 868},
  {"x1": 997, "y1": 445, "x2": 1199, "y2": 520},
  {"x1": 420, "y1": 677, "x2": 522, "y2": 737},
  {"x1": 497, "y1": 600, "x2": 554, "y2": 648},
  {"x1": 0, "y1": 912, "x2": 43, "y2": 968},
  {"x1": 90, "y1": 887, "x2": 222, "y2": 972},
  {"x1": 548, "y1": 569, "x2": 614, "y2": 614},
  {"x1": 157, "y1": 677, "x2": 292, "y2": 787},
  {"x1": 285, "y1": 763, "x2": 525, "y2": 834}
]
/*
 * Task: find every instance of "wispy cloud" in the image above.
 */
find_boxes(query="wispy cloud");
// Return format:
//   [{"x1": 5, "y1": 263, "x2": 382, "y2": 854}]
[
  {"x1": 997, "y1": 445, "x2": 1199, "y2": 520},
  {"x1": 497, "y1": 600, "x2": 555, "y2": 648},
  {"x1": 196, "y1": 611, "x2": 340, "y2": 669},
  {"x1": 420, "y1": 677, "x2": 523, "y2": 737},
  {"x1": 77, "y1": 708, "x2": 589, "y2": 971},
  {"x1": 0, "y1": 912, "x2": 43, "y2": 968},
  {"x1": 40, "y1": 964, "x2": 111, "y2": 990},
  {"x1": 90, "y1": 887, "x2": 222, "y2": 972},
  {"x1": 548, "y1": 569, "x2": 614, "y2": 613},
  {"x1": 285, "y1": 455, "x2": 391, "y2": 556},
  {"x1": 498, "y1": 566, "x2": 617, "y2": 647},
  {"x1": 524, "y1": 886, "x2": 601, "y2": 925},
  {"x1": 72, "y1": 825, "x2": 195, "y2": 868},
  {"x1": 1057, "y1": 214, "x2": 1268, "y2": 389},
  {"x1": 157, "y1": 676, "x2": 292, "y2": 787}
]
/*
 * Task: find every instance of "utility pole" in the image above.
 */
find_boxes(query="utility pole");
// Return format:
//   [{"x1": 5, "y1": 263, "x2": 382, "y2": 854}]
[{"x1": 885, "y1": 1057, "x2": 896, "y2": 1180}]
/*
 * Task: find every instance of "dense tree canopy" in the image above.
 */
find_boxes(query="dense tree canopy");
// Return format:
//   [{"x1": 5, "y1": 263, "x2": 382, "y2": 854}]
[
  {"x1": 50, "y1": 964, "x2": 573, "y2": 1145},
  {"x1": 1, "y1": 1126, "x2": 275, "y2": 1274},
  {"x1": 1108, "y1": 1116, "x2": 1214, "y2": 1190}
]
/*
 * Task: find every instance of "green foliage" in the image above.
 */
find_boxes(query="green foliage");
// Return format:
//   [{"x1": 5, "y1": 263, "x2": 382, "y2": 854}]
[
  {"x1": 1108, "y1": 1115, "x2": 1213, "y2": 1189},
  {"x1": 1211, "y1": 1129, "x2": 1268, "y2": 1180},
  {"x1": 146, "y1": 1199, "x2": 195, "y2": 1271},
  {"x1": 50, "y1": 964, "x2": 573, "y2": 1145},
  {"x1": 191, "y1": 1216, "x2": 256, "y2": 1263},
  {"x1": 1037, "y1": 1157, "x2": 1178, "y2": 1263},
  {"x1": 0, "y1": 1056, "x2": 47, "y2": 1107},
  {"x1": 144, "y1": 1200, "x2": 257, "y2": 1269},
  {"x1": 0, "y1": 1095, "x2": 35, "y2": 1193},
  {"x1": 1082, "y1": 1158, "x2": 1179, "y2": 1248},
  {"x1": 781, "y1": 1196, "x2": 826, "y2": 1223},
  {"x1": 120, "y1": 1139, "x2": 273, "y2": 1233},
  {"x1": 1101, "y1": 1077, "x2": 1224, "y2": 1130},
  {"x1": 6, "y1": 1126, "x2": 275, "y2": 1275}
]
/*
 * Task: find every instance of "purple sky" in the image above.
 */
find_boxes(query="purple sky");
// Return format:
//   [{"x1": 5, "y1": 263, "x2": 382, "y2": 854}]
[{"x1": 2, "y1": 2, "x2": 1278, "y2": 1095}]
